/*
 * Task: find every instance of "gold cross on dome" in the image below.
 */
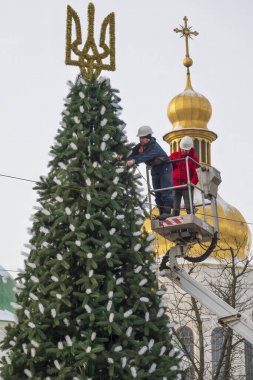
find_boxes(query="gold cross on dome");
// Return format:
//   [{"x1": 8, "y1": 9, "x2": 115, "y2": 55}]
[{"x1": 174, "y1": 16, "x2": 198, "y2": 59}]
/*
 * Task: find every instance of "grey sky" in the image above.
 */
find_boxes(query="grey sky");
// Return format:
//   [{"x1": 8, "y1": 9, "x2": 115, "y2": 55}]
[{"x1": 0, "y1": 0, "x2": 252, "y2": 273}]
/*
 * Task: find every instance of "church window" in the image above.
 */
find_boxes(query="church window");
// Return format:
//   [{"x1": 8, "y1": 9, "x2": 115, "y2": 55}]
[
  {"x1": 211, "y1": 327, "x2": 225, "y2": 379},
  {"x1": 177, "y1": 326, "x2": 194, "y2": 380}
]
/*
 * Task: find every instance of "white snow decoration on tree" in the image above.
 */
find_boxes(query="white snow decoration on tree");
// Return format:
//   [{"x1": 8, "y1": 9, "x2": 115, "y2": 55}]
[
  {"x1": 10, "y1": 302, "x2": 22, "y2": 310},
  {"x1": 145, "y1": 312, "x2": 150, "y2": 322},
  {"x1": 53, "y1": 177, "x2": 62, "y2": 185},
  {"x1": 86, "y1": 178, "x2": 91, "y2": 186},
  {"x1": 22, "y1": 343, "x2": 28, "y2": 355},
  {"x1": 107, "y1": 358, "x2": 114, "y2": 364},
  {"x1": 27, "y1": 262, "x2": 36, "y2": 269},
  {"x1": 28, "y1": 322, "x2": 35, "y2": 328},
  {"x1": 24, "y1": 309, "x2": 30, "y2": 319},
  {"x1": 157, "y1": 290, "x2": 166, "y2": 296},
  {"x1": 121, "y1": 136, "x2": 127, "y2": 142},
  {"x1": 138, "y1": 346, "x2": 148, "y2": 355},
  {"x1": 84, "y1": 304, "x2": 92, "y2": 313},
  {"x1": 79, "y1": 105, "x2": 84, "y2": 113},
  {"x1": 134, "y1": 265, "x2": 142, "y2": 273},
  {"x1": 65, "y1": 207, "x2": 71, "y2": 215},
  {"x1": 86, "y1": 346, "x2": 91, "y2": 353},
  {"x1": 54, "y1": 360, "x2": 61, "y2": 370},
  {"x1": 91, "y1": 332, "x2": 96, "y2": 341},
  {"x1": 51, "y1": 276, "x2": 59, "y2": 282},
  {"x1": 31, "y1": 275, "x2": 39, "y2": 283},
  {"x1": 121, "y1": 357, "x2": 127, "y2": 368},
  {"x1": 126, "y1": 326, "x2": 132, "y2": 337},
  {"x1": 148, "y1": 363, "x2": 157, "y2": 373},
  {"x1": 135, "y1": 219, "x2": 144, "y2": 225},
  {"x1": 85, "y1": 213, "x2": 91, "y2": 219},
  {"x1": 42, "y1": 241, "x2": 49, "y2": 248},
  {"x1": 79, "y1": 91, "x2": 85, "y2": 98},
  {"x1": 109, "y1": 313, "x2": 114, "y2": 322},
  {"x1": 75, "y1": 240, "x2": 81, "y2": 247},
  {"x1": 79, "y1": 76, "x2": 86, "y2": 85},
  {"x1": 56, "y1": 294, "x2": 62, "y2": 299},
  {"x1": 157, "y1": 308, "x2": 165, "y2": 317},
  {"x1": 116, "y1": 277, "x2": 124, "y2": 285},
  {"x1": 107, "y1": 291, "x2": 113, "y2": 299},
  {"x1": 147, "y1": 233, "x2": 156, "y2": 241},
  {"x1": 116, "y1": 167, "x2": 124, "y2": 174},
  {"x1": 24, "y1": 369, "x2": 32, "y2": 378},
  {"x1": 107, "y1": 300, "x2": 112, "y2": 311},
  {"x1": 139, "y1": 279, "x2": 148, "y2": 286},
  {"x1": 39, "y1": 226, "x2": 49, "y2": 234},
  {"x1": 31, "y1": 348, "x2": 36, "y2": 357},
  {"x1": 70, "y1": 142, "x2": 78, "y2": 150},
  {"x1": 145, "y1": 246, "x2": 155, "y2": 253},
  {"x1": 41, "y1": 208, "x2": 50, "y2": 215},
  {"x1": 100, "y1": 141, "x2": 106, "y2": 151},
  {"x1": 70, "y1": 224, "x2": 75, "y2": 231},
  {"x1": 59, "y1": 121, "x2": 66, "y2": 128},
  {"x1": 140, "y1": 297, "x2": 149, "y2": 303},
  {"x1": 16, "y1": 282, "x2": 25, "y2": 289},
  {"x1": 63, "y1": 109, "x2": 70, "y2": 115},
  {"x1": 65, "y1": 335, "x2": 72, "y2": 347},
  {"x1": 31, "y1": 340, "x2": 39, "y2": 348},
  {"x1": 86, "y1": 193, "x2": 91, "y2": 201},
  {"x1": 134, "y1": 244, "x2": 141, "y2": 252},
  {"x1": 73, "y1": 116, "x2": 80, "y2": 124},
  {"x1": 170, "y1": 366, "x2": 178, "y2": 371},
  {"x1": 9, "y1": 340, "x2": 15, "y2": 346},
  {"x1": 51, "y1": 309, "x2": 57, "y2": 318},
  {"x1": 100, "y1": 118, "x2": 107, "y2": 127},
  {"x1": 114, "y1": 346, "x2": 122, "y2": 352},
  {"x1": 86, "y1": 288, "x2": 92, "y2": 294},
  {"x1": 130, "y1": 367, "x2": 137, "y2": 378},
  {"x1": 109, "y1": 228, "x2": 116, "y2": 235},
  {"x1": 87, "y1": 252, "x2": 93, "y2": 258},
  {"x1": 148, "y1": 339, "x2": 155, "y2": 349},
  {"x1": 106, "y1": 252, "x2": 112, "y2": 259},
  {"x1": 111, "y1": 191, "x2": 117, "y2": 199},
  {"x1": 160, "y1": 346, "x2": 166, "y2": 356},
  {"x1": 169, "y1": 347, "x2": 177, "y2": 357},
  {"x1": 58, "y1": 342, "x2": 64, "y2": 350},
  {"x1": 123, "y1": 309, "x2": 133, "y2": 318},
  {"x1": 56, "y1": 196, "x2": 63, "y2": 202},
  {"x1": 116, "y1": 214, "x2": 124, "y2": 220},
  {"x1": 59, "y1": 162, "x2": 67, "y2": 170},
  {"x1": 105, "y1": 242, "x2": 111, "y2": 248},
  {"x1": 117, "y1": 124, "x2": 126, "y2": 131},
  {"x1": 5, "y1": 355, "x2": 11, "y2": 364},
  {"x1": 100, "y1": 105, "x2": 106, "y2": 115},
  {"x1": 133, "y1": 231, "x2": 141, "y2": 236},
  {"x1": 102, "y1": 134, "x2": 110, "y2": 141},
  {"x1": 57, "y1": 253, "x2": 63, "y2": 260},
  {"x1": 89, "y1": 270, "x2": 94, "y2": 277},
  {"x1": 93, "y1": 161, "x2": 98, "y2": 168}
]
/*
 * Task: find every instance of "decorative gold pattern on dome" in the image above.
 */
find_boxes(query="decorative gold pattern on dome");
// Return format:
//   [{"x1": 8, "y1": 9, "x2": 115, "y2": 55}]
[{"x1": 65, "y1": 3, "x2": 115, "y2": 81}]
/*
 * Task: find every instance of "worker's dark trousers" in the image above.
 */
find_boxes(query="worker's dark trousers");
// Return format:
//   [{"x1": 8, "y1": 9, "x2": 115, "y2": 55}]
[
  {"x1": 172, "y1": 188, "x2": 194, "y2": 216},
  {"x1": 151, "y1": 163, "x2": 173, "y2": 215}
]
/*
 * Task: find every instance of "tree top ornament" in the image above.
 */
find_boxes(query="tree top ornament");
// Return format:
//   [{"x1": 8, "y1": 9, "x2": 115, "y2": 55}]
[{"x1": 65, "y1": 2, "x2": 116, "y2": 81}]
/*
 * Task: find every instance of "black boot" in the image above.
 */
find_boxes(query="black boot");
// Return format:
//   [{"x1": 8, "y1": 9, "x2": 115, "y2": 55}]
[{"x1": 158, "y1": 207, "x2": 172, "y2": 220}]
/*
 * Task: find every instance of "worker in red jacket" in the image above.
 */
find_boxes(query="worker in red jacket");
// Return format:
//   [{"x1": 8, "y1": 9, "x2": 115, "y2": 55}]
[{"x1": 169, "y1": 136, "x2": 199, "y2": 216}]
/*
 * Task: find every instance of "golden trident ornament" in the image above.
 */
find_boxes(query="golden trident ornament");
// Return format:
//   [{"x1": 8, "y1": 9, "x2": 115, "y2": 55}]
[{"x1": 65, "y1": 3, "x2": 115, "y2": 81}]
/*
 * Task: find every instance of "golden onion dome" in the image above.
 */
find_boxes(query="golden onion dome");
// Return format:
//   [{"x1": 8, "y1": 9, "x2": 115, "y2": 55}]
[
  {"x1": 167, "y1": 74, "x2": 212, "y2": 130},
  {"x1": 144, "y1": 195, "x2": 251, "y2": 262}
]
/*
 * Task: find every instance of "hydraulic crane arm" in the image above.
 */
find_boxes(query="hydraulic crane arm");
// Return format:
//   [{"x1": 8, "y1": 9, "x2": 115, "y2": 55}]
[{"x1": 162, "y1": 266, "x2": 253, "y2": 345}]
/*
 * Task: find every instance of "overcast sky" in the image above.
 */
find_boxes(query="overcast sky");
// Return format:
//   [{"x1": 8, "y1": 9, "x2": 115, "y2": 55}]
[{"x1": 0, "y1": 0, "x2": 252, "y2": 274}]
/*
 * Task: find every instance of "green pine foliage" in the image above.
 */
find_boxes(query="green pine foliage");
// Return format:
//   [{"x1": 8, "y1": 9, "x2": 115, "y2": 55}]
[{"x1": 0, "y1": 75, "x2": 182, "y2": 379}]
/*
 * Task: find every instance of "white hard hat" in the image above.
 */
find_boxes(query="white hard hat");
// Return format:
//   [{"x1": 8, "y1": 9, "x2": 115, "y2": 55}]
[
  {"x1": 136, "y1": 125, "x2": 154, "y2": 137},
  {"x1": 180, "y1": 136, "x2": 193, "y2": 150}
]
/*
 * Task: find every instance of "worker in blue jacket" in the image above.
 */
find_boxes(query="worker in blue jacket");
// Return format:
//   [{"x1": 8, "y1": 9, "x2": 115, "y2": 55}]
[{"x1": 119, "y1": 125, "x2": 173, "y2": 220}]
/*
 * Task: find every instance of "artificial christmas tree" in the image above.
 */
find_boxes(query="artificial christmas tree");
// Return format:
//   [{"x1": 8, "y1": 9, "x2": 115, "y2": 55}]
[{"x1": 0, "y1": 75, "x2": 182, "y2": 379}]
